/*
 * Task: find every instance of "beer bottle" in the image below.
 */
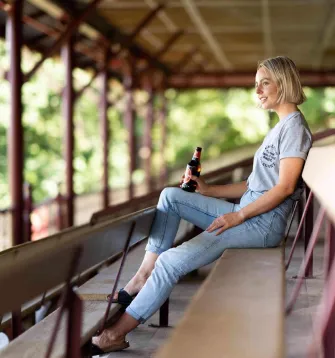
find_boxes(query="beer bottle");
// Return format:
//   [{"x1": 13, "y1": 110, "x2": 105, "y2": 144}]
[{"x1": 181, "y1": 147, "x2": 202, "y2": 192}]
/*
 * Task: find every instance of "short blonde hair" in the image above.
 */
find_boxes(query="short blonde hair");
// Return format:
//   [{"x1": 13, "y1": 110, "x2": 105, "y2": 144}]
[{"x1": 257, "y1": 56, "x2": 306, "y2": 105}]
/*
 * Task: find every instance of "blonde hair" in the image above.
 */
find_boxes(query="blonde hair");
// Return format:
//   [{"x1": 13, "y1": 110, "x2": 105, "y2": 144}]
[{"x1": 257, "y1": 56, "x2": 306, "y2": 105}]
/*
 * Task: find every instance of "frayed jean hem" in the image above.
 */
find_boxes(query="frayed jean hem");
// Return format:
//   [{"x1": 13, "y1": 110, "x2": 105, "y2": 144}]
[
  {"x1": 145, "y1": 243, "x2": 166, "y2": 255},
  {"x1": 126, "y1": 306, "x2": 147, "y2": 324}
]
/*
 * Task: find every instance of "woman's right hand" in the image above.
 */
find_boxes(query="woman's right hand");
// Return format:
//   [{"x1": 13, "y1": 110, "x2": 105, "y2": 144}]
[{"x1": 191, "y1": 176, "x2": 209, "y2": 195}]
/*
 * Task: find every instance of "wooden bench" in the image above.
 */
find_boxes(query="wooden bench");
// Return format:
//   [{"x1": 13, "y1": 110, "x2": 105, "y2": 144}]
[
  {"x1": 0, "y1": 207, "x2": 156, "y2": 357},
  {"x1": 0, "y1": 205, "x2": 199, "y2": 357},
  {"x1": 155, "y1": 143, "x2": 335, "y2": 358},
  {"x1": 156, "y1": 248, "x2": 284, "y2": 358}
]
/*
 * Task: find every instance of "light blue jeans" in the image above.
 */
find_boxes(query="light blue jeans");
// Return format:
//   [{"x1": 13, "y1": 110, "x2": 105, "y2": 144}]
[{"x1": 126, "y1": 187, "x2": 291, "y2": 323}]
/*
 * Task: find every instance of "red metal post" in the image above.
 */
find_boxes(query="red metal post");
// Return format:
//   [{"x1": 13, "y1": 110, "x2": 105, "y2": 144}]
[
  {"x1": 143, "y1": 75, "x2": 154, "y2": 192},
  {"x1": 159, "y1": 90, "x2": 168, "y2": 185},
  {"x1": 101, "y1": 47, "x2": 110, "y2": 209},
  {"x1": 7, "y1": 0, "x2": 24, "y2": 247},
  {"x1": 66, "y1": 291, "x2": 82, "y2": 358},
  {"x1": 123, "y1": 57, "x2": 136, "y2": 200},
  {"x1": 62, "y1": 34, "x2": 75, "y2": 228},
  {"x1": 56, "y1": 192, "x2": 63, "y2": 231},
  {"x1": 322, "y1": 222, "x2": 335, "y2": 357},
  {"x1": 304, "y1": 186, "x2": 314, "y2": 277},
  {"x1": 23, "y1": 183, "x2": 33, "y2": 242},
  {"x1": 286, "y1": 207, "x2": 325, "y2": 315}
]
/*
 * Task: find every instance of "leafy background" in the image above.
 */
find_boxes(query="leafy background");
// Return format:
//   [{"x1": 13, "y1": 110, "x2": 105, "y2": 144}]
[{"x1": 1, "y1": 39, "x2": 334, "y2": 208}]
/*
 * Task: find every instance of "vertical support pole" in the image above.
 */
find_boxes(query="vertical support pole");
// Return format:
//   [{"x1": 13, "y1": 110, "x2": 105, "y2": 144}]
[
  {"x1": 325, "y1": 222, "x2": 335, "y2": 277},
  {"x1": 101, "y1": 47, "x2": 110, "y2": 209},
  {"x1": 304, "y1": 185, "x2": 314, "y2": 277},
  {"x1": 66, "y1": 291, "x2": 82, "y2": 358},
  {"x1": 123, "y1": 56, "x2": 136, "y2": 200},
  {"x1": 143, "y1": 74, "x2": 154, "y2": 192},
  {"x1": 7, "y1": 0, "x2": 24, "y2": 246},
  {"x1": 11, "y1": 310, "x2": 22, "y2": 339},
  {"x1": 323, "y1": 223, "x2": 335, "y2": 357},
  {"x1": 62, "y1": 32, "x2": 75, "y2": 228},
  {"x1": 159, "y1": 298, "x2": 169, "y2": 327},
  {"x1": 159, "y1": 89, "x2": 168, "y2": 185},
  {"x1": 23, "y1": 183, "x2": 33, "y2": 242},
  {"x1": 56, "y1": 184, "x2": 63, "y2": 231}
]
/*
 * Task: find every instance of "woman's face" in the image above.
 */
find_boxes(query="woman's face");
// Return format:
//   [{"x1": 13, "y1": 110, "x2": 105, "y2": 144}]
[{"x1": 255, "y1": 67, "x2": 279, "y2": 110}]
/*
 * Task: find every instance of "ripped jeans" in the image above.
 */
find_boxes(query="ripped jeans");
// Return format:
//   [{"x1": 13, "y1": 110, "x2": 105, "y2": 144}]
[{"x1": 126, "y1": 187, "x2": 291, "y2": 323}]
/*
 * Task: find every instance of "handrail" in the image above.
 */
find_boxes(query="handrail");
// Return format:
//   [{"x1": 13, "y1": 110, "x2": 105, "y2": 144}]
[
  {"x1": 1, "y1": 128, "x2": 334, "y2": 217},
  {"x1": 90, "y1": 127, "x2": 335, "y2": 223}
]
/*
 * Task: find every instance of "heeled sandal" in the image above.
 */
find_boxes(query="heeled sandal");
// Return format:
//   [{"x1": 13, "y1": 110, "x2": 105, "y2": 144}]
[
  {"x1": 106, "y1": 288, "x2": 137, "y2": 308},
  {"x1": 91, "y1": 340, "x2": 129, "y2": 355}
]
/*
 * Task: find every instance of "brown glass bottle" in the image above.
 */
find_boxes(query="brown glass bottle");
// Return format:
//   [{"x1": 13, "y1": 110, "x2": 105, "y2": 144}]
[{"x1": 181, "y1": 147, "x2": 202, "y2": 192}]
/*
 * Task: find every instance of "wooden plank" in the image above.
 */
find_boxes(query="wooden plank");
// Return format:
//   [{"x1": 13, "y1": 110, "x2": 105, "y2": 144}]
[
  {"x1": 0, "y1": 242, "x2": 80, "y2": 316},
  {"x1": 156, "y1": 248, "x2": 285, "y2": 358},
  {"x1": 0, "y1": 242, "x2": 148, "y2": 358},
  {"x1": 302, "y1": 145, "x2": 335, "y2": 225}
]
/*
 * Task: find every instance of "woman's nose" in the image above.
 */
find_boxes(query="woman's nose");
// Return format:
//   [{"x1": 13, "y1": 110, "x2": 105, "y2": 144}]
[{"x1": 255, "y1": 85, "x2": 262, "y2": 94}]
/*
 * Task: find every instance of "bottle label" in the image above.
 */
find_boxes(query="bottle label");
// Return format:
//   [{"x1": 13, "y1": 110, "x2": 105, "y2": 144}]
[{"x1": 183, "y1": 166, "x2": 192, "y2": 183}]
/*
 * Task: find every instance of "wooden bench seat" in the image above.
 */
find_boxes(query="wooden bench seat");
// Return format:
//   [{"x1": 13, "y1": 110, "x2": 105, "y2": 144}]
[
  {"x1": 0, "y1": 240, "x2": 148, "y2": 357},
  {"x1": 156, "y1": 248, "x2": 285, "y2": 358},
  {"x1": 0, "y1": 202, "x2": 198, "y2": 357}
]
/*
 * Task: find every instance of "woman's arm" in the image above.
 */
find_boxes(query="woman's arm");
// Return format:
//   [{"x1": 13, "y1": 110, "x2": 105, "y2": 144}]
[
  {"x1": 206, "y1": 157, "x2": 305, "y2": 235},
  {"x1": 192, "y1": 177, "x2": 247, "y2": 199}
]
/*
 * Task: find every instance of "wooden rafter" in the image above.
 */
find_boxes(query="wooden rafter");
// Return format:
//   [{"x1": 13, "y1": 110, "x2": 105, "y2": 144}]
[
  {"x1": 25, "y1": 0, "x2": 105, "y2": 82},
  {"x1": 312, "y1": 2, "x2": 335, "y2": 69},
  {"x1": 180, "y1": 0, "x2": 232, "y2": 70},
  {"x1": 261, "y1": 0, "x2": 273, "y2": 58},
  {"x1": 114, "y1": 3, "x2": 165, "y2": 56},
  {"x1": 169, "y1": 71, "x2": 335, "y2": 89},
  {"x1": 155, "y1": 30, "x2": 184, "y2": 59}
]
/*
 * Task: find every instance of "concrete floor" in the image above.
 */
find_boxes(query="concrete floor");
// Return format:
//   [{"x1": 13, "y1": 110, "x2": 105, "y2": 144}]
[{"x1": 95, "y1": 236, "x2": 326, "y2": 358}]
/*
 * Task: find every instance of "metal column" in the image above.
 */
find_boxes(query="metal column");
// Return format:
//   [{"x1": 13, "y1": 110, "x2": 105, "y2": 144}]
[
  {"x1": 123, "y1": 58, "x2": 136, "y2": 200},
  {"x1": 159, "y1": 90, "x2": 168, "y2": 185},
  {"x1": 304, "y1": 186, "x2": 314, "y2": 277},
  {"x1": 7, "y1": 0, "x2": 24, "y2": 247},
  {"x1": 62, "y1": 34, "x2": 75, "y2": 228},
  {"x1": 143, "y1": 78, "x2": 154, "y2": 192},
  {"x1": 101, "y1": 47, "x2": 110, "y2": 209}
]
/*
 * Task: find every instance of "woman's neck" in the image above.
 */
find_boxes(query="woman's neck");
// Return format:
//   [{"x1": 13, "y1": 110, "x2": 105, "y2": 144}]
[{"x1": 274, "y1": 103, "x2": 299, "y2": 120}]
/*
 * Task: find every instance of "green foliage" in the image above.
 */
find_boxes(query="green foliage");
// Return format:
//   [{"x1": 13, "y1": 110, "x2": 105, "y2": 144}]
[{"x1": 0, "y1": 38, "x2": 334, "y2": 208}]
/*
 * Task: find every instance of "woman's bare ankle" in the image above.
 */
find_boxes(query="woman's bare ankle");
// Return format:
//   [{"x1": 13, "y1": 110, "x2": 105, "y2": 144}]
[{"x1": 123, "y1": 273, "x2": 148, "y2": 296}]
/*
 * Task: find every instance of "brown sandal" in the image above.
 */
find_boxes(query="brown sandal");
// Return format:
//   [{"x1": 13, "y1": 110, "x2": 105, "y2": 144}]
[{"x1": 91, "y1": 340, "x2": 129, "y2": 355}]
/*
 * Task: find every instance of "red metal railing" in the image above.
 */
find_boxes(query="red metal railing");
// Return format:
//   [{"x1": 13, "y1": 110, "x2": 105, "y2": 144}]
[{"x1": 1, "y1": 128, "x2": 334, "y2": 250}]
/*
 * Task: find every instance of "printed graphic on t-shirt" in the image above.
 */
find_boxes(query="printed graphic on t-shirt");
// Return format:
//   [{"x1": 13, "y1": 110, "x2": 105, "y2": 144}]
[{"x1": 260, "y1": 144, "x2": 278, "y2": 169}]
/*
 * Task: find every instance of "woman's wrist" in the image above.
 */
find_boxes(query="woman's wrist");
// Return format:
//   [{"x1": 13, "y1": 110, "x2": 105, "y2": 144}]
[
  {"x1": 238, "y1": 209, "x2": 246, "y2": 222},
  {"x1": 201, "y1": 183, "x2": 212, "y2": 196}
]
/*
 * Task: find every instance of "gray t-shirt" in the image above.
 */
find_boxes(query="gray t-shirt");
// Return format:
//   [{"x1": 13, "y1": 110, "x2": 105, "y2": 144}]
[{"x1": 247, "y1": 111, "x2": 312, "y2": 200}]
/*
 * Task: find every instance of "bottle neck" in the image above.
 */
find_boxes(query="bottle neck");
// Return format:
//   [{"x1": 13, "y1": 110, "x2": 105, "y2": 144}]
[{"x1": 192, "y1": 149, "x2": 201, "y2": 161}]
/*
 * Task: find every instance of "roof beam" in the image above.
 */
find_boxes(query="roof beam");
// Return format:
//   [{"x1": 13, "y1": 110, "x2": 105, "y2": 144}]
[
  {"x1": 25, "y1": 0, "x2": 104, "y2": 82},
  {"x1": 28, "y1": 0, "x2": 170, "y2": 74},
  {"x1": 131, "y1": 3, "x2": 164, "y2": 40},
  {"x1": 114, "y1": 3, "x2": 165, "y2": 56},
  {"x1": 156, "y1": 30, "x2": 184, "y2": 59},
  {"x1": 99, "y1": 1, "x2": 330, "y2": 9},
  {"x1": 261, "y1": 0, "x2": 273, "y2": 58},
  {"x1": 168, "y1": 71, "x2": 335, "y2": 89},
  {"x1": 312, "y1": 2, "x2": 335, "y2": 69},
  {"x1": 135, "y1": 24, "x2": 317, "y2": 35},
  {"x1": 180, "y1": 0, "x2": 232, "y2": 70},
  {"x1": 144, "y1": 0, "x2": 177, "y2": 32},
  {"x1": 174, "y1": 47, "x2": 199, "y2": 72}
]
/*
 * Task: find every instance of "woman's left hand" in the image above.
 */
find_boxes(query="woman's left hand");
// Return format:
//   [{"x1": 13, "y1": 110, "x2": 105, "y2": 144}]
[{"x1": 206, "y1": 211, "x2": 245, "y2": 236}]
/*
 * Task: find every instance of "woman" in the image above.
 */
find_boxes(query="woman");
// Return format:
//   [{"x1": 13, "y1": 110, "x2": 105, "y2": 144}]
[{"x1": 92, "y1": 56, "x2": 312, "y2": 354}]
